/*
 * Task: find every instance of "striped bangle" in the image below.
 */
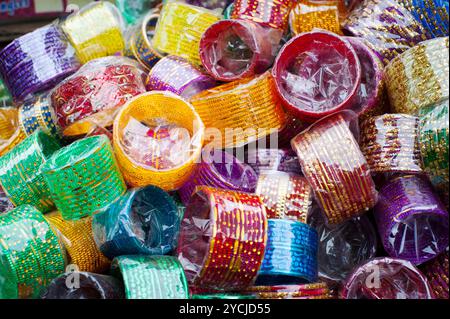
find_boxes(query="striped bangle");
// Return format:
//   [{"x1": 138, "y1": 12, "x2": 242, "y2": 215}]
[
  {"x1": 18, "y1": 94, "x2": 60, "y2": 137},
  {"x1": 421, "y1": 251, "x2": 449, "y2": 299},
  {"x1": 246, "y1": 282, "x2": 332, "y2": 299}
]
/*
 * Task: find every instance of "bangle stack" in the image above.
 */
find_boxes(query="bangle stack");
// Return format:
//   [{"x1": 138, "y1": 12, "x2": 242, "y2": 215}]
[
  {"x1": 246, "y1": 283, "x2": 332, "y2": 299},
  {"x1": 421, "y1": 251, "x2": 449, "y2": 299},
  {"x1": 244, "y1": 148, "x2": 302, "y2": 176},
  {"x1": 18, "y1": 94, "x2": 60, "y2": 137}
]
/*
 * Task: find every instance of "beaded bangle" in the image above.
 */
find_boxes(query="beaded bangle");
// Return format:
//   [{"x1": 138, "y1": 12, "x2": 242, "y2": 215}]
[
  {"x1": 244, "y1": 148, "x2": 302, "y2": 175},
  {"x1": 291, "y1": 113, "x2": 377, "y2": 225},
  {"x1": 190, "y1": 72, "x2": 286, "y2": 148},
  {"x1": 421, "y1": 251, "x2": 449, "y2": 299},
  {"x1": 146, "y1": 55, "x2": 216, "y2": 99},
  {"x1": 374, "y1": 175, "x2": 448, "y2": 265},
  {"x1": 41, "y1": 135, "x2": 127, "y2": 221},
  {"x1": 111, "y1": 255, "x2": 189, "y2": 299},
  {"x1": 18, "y1": 94, "x2": 60, "y2": 137},
  {"x1": 256, "y1": 219, "x2": 318, "y2": 285},
  {"x1": 246, "y1": 283, "x2": 332, "y2": 299},
  {"x1": 0, "y1": 205, "x2": 66, "y2": 299},
  {"x1": 177, "y1": 186, "x2": 267, "y2": 291},
  {"x1": 385, "y1": 37, "x2": 449, "y2": 115},
  {"x1": 46, "y1": 212, "x2": 110, "y2": 273},
  {"x1": 0, "y1": 130, "x2": 60, "y2": 212},
  {"x1": 152, "y1": 2, "x2": 221, "y2": 65}
]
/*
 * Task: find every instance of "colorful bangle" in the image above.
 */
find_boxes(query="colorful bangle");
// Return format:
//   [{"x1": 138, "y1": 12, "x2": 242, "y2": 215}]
[
  {"x1": 374, "y1": 175, "x2": 448, "y2": 265},
  {"x1": 116, "y1": 0, "x2": 162, "y2": 25},
  {"x1": 0, "y1": 130, "x2": 60, "y2": 213},
  {"x1": 360, "y1": 114, "x2": 422, "y2": 174},
  {"x1": 45, "y1": 212, "x2": 110, "y2": 273},
  {"x1": 256, "y1": 219, "x2": 318, "y2": 285},
  {"x1": 113, "y1": 92, "x2": 205, "y2": 190},
  {"x1": 0, "y1": 205, "x2": 66, "y2": 299},
  {"x1": 421, "y1": 251, "x2": 449, "y2": 299},
  {"x1": 385, "y1": 37, "x2": 449, "y2": 115},
  {"x1": 255, "y1": 171, "x2": 312, "y2": 223},
  {"x1": 246, "y1": 283, "x2": 332, "y2": 299},
  {"x1": 190, "y1": 72, "x2": 286, "y2": 148},
  {"x1": 92, "y1": 185, "x2": 180, "y2": 259},
  {"x1": 223, "y1": 2, "x2": 234, "y2": 19},
  {"x1": 41, "y1": 135, "x2": 127, "y2": 221},
  {"x1": 291, "y1": 113, "x2": 377, "y2": 225},
  {"x1": 111, "y1": 255, "x2": 189, "y2": 299},
  {"x1": 272, "y1": 31, "x2": 361, "y2": 122},
  {"x1": 244, "y1": 148, "x2": 302, "y2": 176},
  {"x1": 152, "y1": 2, "x2": 221, "y2": 65},
  {"x1": 178, "y1": 149, "x2": 258, "y2": 205},
  {"x1": 192, "y1": 293, "x2": 254, "y2": 299},
  {"x1": 146, "y1": 55, "x2": 216, "y2": 99},
  {"x1": 177, "y1": 186, "x2": 267, "y2": 291},
  {"x1": 18, "y1": 94, "x2": 60, "y2": 137},
  {"x1": 0, "y1": 79, "x2": 12, "y2": 106},
  {"x1": 0, "y1": 107, "x2": 18, "y2": 140},
  {"x1": 185, "y1": 0, "x2": 230, "y2": 10},
  {"x1": 341, "y1": 257, "x2": 433, "y2": 299}
]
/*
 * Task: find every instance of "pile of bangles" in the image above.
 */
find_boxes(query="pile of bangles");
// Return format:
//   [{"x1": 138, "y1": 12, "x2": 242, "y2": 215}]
[{"x1": 0, "y1": 0, "x2": 448, "y2": 300}]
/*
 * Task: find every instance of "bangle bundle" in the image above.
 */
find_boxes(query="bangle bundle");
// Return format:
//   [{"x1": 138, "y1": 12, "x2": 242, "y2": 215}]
[
  {"x1": 244, "y1": 148, "x2": 302, "y2": 175},
  {"x1": 421, "y1": 251, "x2": 449, "y2": 299},
  {"x1": 18, "y1": 94, "x2": 60, "y2": 137},
  {"x1": 0, "y1": 107, "x2": 18, "y2": 141},
  {"x1": 246, "y1": 283, "x2": 332, "y2": 299}
]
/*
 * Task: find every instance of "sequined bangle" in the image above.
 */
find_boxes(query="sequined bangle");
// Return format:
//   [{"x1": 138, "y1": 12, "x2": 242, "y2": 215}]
[
  {"x1": 385, "y1": 37, "x2": 449, "y2": 115},
  {"x1": 190, "y1": 72, "x2": 286, "y2": 148},
  {"x1": 374, "y1": 175, "x2": 448, "y2": 265},
  {"x1": 41, "y1": 135, "x2": 127, "y2": 221},
  {"x1": 177, "y1": 186, "x2": 267, "y2": 291},
  {"x1": 421, "y1": 251, "x2": 449, "y2": 299},
  {"x1": 146, "y1": 55, "x2": 216, "y2": 99},
  {"x1": 152, "y1": 2, "x2": 221, "y2": 65},
  {"x1": 244, "y1": 148, "x2": 302, "y2": 175},
  {"x1": 246, "y1": 283, "x2": 332, "y2": 299},
  {"x1": 18, "y1": 94, "x2": 60, "y2": 137},
  {"x1": 291, "y1": 113, "x2": 377, "y2": 225},
  {"x1": 0, "y1": 205, "x2": 66, "y2": 299},
  {"x1": 111, "y1": 255, "x2": 189, "y2": 299}
]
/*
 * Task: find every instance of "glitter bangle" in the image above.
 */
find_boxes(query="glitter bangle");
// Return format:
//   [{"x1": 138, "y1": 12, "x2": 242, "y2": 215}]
[
  {"x1": 0, "y1": 107, "x2": 18, "y2": 141},
  {"x1": 421, "y1": 251, "x2": 449, "y2": 299},
  {"x1": 246, "y1": 283, "x2": 332, "y2": 299},
  {"x1": 18, "y1": 94, "x2": 60, "y2": 137},
  {"x1": 192, "y1": 293, "x2": 254, "y2": 299}
]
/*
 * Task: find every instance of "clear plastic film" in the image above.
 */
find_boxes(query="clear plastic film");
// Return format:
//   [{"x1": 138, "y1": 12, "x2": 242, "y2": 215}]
[
  {"x1": 115, "y1": 0, "x2": 162, "y2": 25},
  {"x1": 244, "y1": 148, "x2": 303, "y2": 175},
  {"x1": 177, "y1": 186, "x2": 267, "y2": 291},
  {"x1": 0, "y1": 107, "x2": 26, "y2": 157},
  {"x1": 0, "y1": 79, "x2": 12, "y2": 107},
  {"x1": 0, "y1": 187, "x2": 13, "y2": 214},
  {"x1": 113, "y1": 91, "x2": 205, "y2": 190},
  {"x1": 183, "y1": 0, "x2": 232, "y2": 10},
  {"x1": 421, "y1": 250, "x2": 449, "y2": 299},
  {"x1": 245, "y1": 283, "x2": 333, "y2": 299}
]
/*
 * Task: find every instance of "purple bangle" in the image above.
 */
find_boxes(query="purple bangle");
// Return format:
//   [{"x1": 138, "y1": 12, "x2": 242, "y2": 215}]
[
  {"x1": 374, "y1": 175, "x2": 449, "y2": 265},
  {"x1": 421, "y1": 251, "x2": 449, "y2": 299},
  {"x1": 146, "y1": 55, "x2": 216, "y2": 99},
  {"x1": 244, "y1": 148, "x2": 302, "y2": 176}
]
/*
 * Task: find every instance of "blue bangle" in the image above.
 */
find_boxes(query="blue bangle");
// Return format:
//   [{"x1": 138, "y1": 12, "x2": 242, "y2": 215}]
[
  {"x1": 18, "y1": 94, "x2": 60, "y2": 137},
  {"x1": 406, "y1": 0, "x2": 449, "y2": 38}
]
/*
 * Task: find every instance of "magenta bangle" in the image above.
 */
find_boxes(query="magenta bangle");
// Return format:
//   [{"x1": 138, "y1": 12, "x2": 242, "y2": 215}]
[
  {"x1": 146, "y1": 55, "x2": 216, "y2": 99},
  {"x1": 421, "y1": 251, "x2": 449, "y2": 299},
  {"x1": 244, "y1": 148, "x2": 302, "y2": 176},
  {"x1": 374, "y1": 175, "x2": 449, "y2": 265}
]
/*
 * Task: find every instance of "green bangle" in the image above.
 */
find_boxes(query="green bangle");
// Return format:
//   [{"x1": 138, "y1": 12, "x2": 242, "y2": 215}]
[
  {"x1": 192, "y1": 294, "x2": 254, "y2": 299},
  {"x1": 0, "y1": 205, "x2": 66, "y2": 299},
  {"x1": 111, "y1": 255, "x2": 189, "y2": 299},
  {"x1": 0, "y1": 130, "x2": 60, "y2": 213},
  {"x1": 41, "y1": 135, "x2": 126, "y2": 221}
]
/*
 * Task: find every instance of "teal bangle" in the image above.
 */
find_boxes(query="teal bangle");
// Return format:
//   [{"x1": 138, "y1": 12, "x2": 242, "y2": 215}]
[{"x1": 192, "y1": 294, "x2": 254, "y2": 299}]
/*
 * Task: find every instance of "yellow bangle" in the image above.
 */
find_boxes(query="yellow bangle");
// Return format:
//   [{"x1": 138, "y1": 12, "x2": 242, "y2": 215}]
[{"x1": 0, "y1": 108, "x2": 26, "y2": 157}]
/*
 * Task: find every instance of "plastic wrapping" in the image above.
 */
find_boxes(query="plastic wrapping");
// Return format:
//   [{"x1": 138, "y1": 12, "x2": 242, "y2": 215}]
[
  {"x1": 111, "y1": 255, "x2": 189, "y2": 299},
  {"x1": 255, "y1": 171, "x2": 312, "y2": 223},
  {"x1": 244, "y1": 148, "x2": 302, "y2": 175},
  {"x1": 374, "y1": 175, "x2": 448, "y2": 265},
  {"x1": 0, "y1": 79, "x2": 12, "y2": 107},
  {"x1": 223, "y1": 2, "x2": 234, "y2": 19},
  {"x1": 421, "y1": 251, "x2": 449, "y2": 299},
  {"x1": 152, "y1": 2, "x2": 221, "y2": 65},
  {"x1": 0, "y1": 205, "x2": 66, "y2": 299},
  {"x1": 42, "y1": 271, "x2": 125, "y2": 299},
  {"x1": 0, "y1": 108, "x2": 26, "y2": 157},
  {"x1": 341, "y1": 257, "x2": 433, "y2": 299},
  {"x1": 61, "y1": 1, "x2": 125, "y2": 64},
  {"x1": 18, "y1": 94, "x2": 60, "y2": 138},
  {"x1": 245, "y1": 283, "x2": 332, "y2": 299},
  {"x1": 51, "y1": 56, "x2": 146, "y2": 137},
  {"x1": 113, "y1": 92, "x2": 205, "y2": 190},
  {"x1": 0, "y1": 130, "x2": 60, "y2": 213},
  {"x1": 342, "y1": 0, "x2": 432, "y2": 65},
  {"x1": 184, "y1": 0, "x2": 231, "y2": 10},
  {"x1": 385, "y1": 37, "x2": 449, "y2": 115},
  {"x1": 360, "y1": 114, "x2": 422, "y2": 174},
  {"x1": 272, "y1": 31, "x2": 361, "y2": 122},
  {"x1": 0, "y1": 23, "x2": 80, "y2": 102},
  {"x1": 92, "y1": 185, "x2": 180, "y2": 259},
  {"x1": 116, "y1": 0, "x2": 162, "y2": 25},
  {"x1": 199, "y1": 19, "x2": 282, "y2": 82},
  {"x1": 41, "y1": 135, "x2": 127, "y2": 221},
  {"x1": 291, "y1": 113, "x2": 377, "y2": 225},
  {"x1": 190, "y1": 72, "x2": 287, "y2": 149},
  {"x1": 146, "y1": 56, "x2": 216, "y2": 99},
  {"x1": 177, "y1": 186, "x2": 267, "y2": 291},
  {"x1": 178, "y1": 149, "x2": 258, "y2": 205}
]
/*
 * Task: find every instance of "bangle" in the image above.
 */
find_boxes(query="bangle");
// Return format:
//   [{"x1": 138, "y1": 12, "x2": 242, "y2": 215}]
[
  {"x1": 255, "y1": 171, "x2": 312, "y2": 223},
  {"x1": 45, "y1": 212, "x2": 110, "y2": 273},
  {"x1": 341, "y1": 257, "x2": 433, "y2": 299},
  {"x1": 18, "y1": 94, "x2": 60, "y2": 137},
  {"x1": 0, "y1": 79, "x2": 12, "y2": 105},
  {"x1": 223, "y1": 2, "x2": 234, "y2": 19},
  {"x1": 199, "y1": 20, "x2": 281, "y2": 82},
  {"x1": 190, "y1": 72, "x2": 286, "y2": 148},
  {"x1": 92, "y1": 185, "x2": 180, "y2": 259},
  {"x1": 192, "y1": 293, "x2": 254, "y2": 299},
  {"x1": 116, "y1": 0, "x2": 162, "y2": 25},
  {"x1": 360, "y1": 114, "x2": 422, "y2": 174},
  {"x1": 272, "y1": 31, "x2": 361, "y2": 122},
  {"x1": 0, "y1": 187, "x2": 13, "y2": 213},
  {"x1": 256, "y1": 219, "x2": 318, "y2": 285},
  {"x1": 291, "y1": 113, "x2": 377, "y2": 225},
  {"x1": 244, "y1": 148, "x2": 302, "y2": 175},
  {"x1": 246, "y1": 283, "x2": 332, "y2": 299},
  {"x1": 0, "y1": 107, "x2": 18, "y2": 140},
  {"x1": 61, "y1": 1, "x2": 125, "y2": 64},
  {"x1": 177, "y1": 186, "x2": 267, "y2": 291},
  {"x1": 146, "y1": 55, "x2": 216, "y2": 99},
  {"x1": 41, "y1": 135, "x2": 127, "y2": 221},
  {"x1": 178, "y1": 149, "x2": 258, "y2": 205},
  {"x1": 113, "y1": 92, "x2": 205, "y2": 190},
  {"x1": 0, "y1": 205, "x2": 66, "y2": 299},
  {"x1": 421, "y1": 251, "x2": 449, "y2": 299},
  {"x1": 0, "y1": 130, "x2": 60, "y2": 213},
  {"x1": 184, "y1": 0, "x2": 230, "y2": 10},
  {"x1": 374, "y1": 175, "x2": 448, "y2": 265},
  {"x1": 342, "y1": 0, "x2": 431, "y2": 65},
  {"x1": 111, "y1": 255, "x2": 189, "y2": 299},
  {"x1": 152, "y1": 2, "x2": 221, "y2": 66}
]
